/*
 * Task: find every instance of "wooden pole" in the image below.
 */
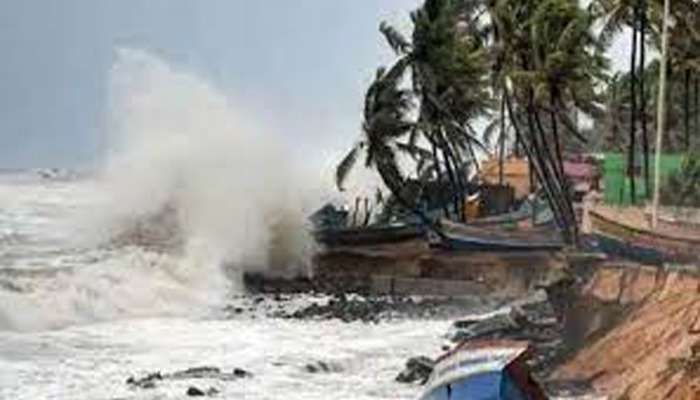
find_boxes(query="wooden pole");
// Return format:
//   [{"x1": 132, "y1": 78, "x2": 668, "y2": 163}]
[{"x1": 652, "y1": 0, "x2": 671, "y2": 229}]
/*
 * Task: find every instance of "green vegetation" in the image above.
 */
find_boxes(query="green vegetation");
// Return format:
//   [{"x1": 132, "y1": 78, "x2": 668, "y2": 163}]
[
  {"x1": 337, "y1": 0, "x2": 700, "y2": 244},
  {"x1": 660, "y1": 152, "x2": 700, "y2": 207}
]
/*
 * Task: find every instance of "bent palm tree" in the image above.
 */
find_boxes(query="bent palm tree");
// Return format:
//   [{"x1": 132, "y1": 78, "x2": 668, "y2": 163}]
[
  {"x1": 380, "y1": 0, "x2": 492, "y2": 220},
  {"x1": 335, "y1": 64, "x2": 446, "y2": 232},
  {"x1": 336, "y1": 63, "x2": 412, "y2": 195}
]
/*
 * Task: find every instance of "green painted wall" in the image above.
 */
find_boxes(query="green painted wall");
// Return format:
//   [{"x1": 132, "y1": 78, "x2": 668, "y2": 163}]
[{"x1": 602, "y1": 153, "x2": 683, "y2": 205}]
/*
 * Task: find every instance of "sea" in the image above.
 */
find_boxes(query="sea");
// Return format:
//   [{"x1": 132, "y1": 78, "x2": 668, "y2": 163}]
[{"x1": 0, "y1": 171, "x2": 452, "y2": 400}]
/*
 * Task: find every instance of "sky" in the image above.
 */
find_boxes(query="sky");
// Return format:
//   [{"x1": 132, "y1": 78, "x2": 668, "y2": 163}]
[
  {"x1": 0, "y1": 1, "x2": 421, "y2": 168},
  {"x1": 0, "y1": 1, "x2": 631, "y2": 169}
]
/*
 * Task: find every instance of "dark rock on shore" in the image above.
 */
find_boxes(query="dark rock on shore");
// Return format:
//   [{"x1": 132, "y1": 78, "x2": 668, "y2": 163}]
[
  {"x1": 243, "y1": 273, "x2": 371, "y2": 296},
  {"x1": 186, "y1": 386, "x2": 206, "y2": 396},
  {"x1": 396, "y1": 356, "x2": 434, "y2": 384},
  {"x1": 233, "y1": 367, "x2": 253, "y2": 378},
  {"x1": 127, "y1": 365, "x2": 252, "y2": 392},
  {"x1": 126, "y1": 372, "x2": 162, "y2": 389},
  {"x1": 272, "y1": 292, "x2": 478, "y2": 323},
  {"x1": 185, "y1": 385, "x2": 219, "y2": 396},
  {"x1": 303, "y1": 361, "x2": 342, "y2": 374}
]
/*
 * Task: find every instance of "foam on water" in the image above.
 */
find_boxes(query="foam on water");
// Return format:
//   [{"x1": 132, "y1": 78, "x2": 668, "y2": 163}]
[
  {"x1": 0, "y1": 49, "x2": 454, "y2": 400},
  {"x1": 0, "y1": 316, "x2": 450, "y2": 400},
  {"x1": 0, "y1": 49, "x2": 322, "y2": 331}
]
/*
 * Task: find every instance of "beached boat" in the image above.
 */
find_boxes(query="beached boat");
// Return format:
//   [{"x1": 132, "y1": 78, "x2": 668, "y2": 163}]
[
  {"x1": 312, "y1": 222, "x2": 423, "y2": 246},
  {"x1": 419, "y1": 340, "x2": 547, "y2": 400},
  {"x1": 430, "y1": 220, "x2": 564, "y2": 252},
  {"x1": 469, "y1": 198, "x2": 553, "y2": 228},
  {"x1": 587, "y1": 206, "x2": 700, "y2": 264},
  {"x1": 313, "y1": 199, "x2": 552, "y2": 247}
]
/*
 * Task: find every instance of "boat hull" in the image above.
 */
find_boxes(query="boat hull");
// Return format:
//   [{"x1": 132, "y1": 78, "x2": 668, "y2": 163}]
[
  {"x1": 434, "y1": 234, "x2": 564, "y2": 252},
  {"x1": 588, "y1": 209, "x2": 700, "y2": 264},
  {"x1": 431, "y1": 221, "x2": 563, "y2": 252},
  {"x1": 312, "y1": 224, "x2": 422, "y2": 246},
  {"x1": 420, "y1": 340, "x2": 546, "y2": 400}
]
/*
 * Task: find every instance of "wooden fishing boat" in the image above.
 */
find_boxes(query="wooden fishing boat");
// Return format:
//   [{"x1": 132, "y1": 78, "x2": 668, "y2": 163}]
[
  {"x1": 312, "y1": 223, "x2": 423, "y2": 246},
  {"x1": 587, "y1": 206, "x2": 700, "y2": 264},
  {"x1": 313, "y1": 199, "x2": 553, "y2": 247},
  {"x1": 419, "y1": 340, "x2": 547, "y2": 400},
  {"x1": 470, "y1": 200, "x2": 553, "y2": 228},
  {"x1": 430, "y1": 220, "x2": 564, "y2": 252}
]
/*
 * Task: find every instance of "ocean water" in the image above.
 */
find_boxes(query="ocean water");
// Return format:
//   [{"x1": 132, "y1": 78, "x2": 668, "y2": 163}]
[{"x1": 0, "y1": 173, "x2": 451, "y2": 400}]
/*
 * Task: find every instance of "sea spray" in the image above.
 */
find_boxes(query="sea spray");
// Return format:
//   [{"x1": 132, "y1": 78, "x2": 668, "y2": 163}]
[
  {"x1": 0, "y1": 49, "x2": 317, "y2": 331},
  {"x1": 99, "y1": 48, "x2": 314, "y2": 283}
]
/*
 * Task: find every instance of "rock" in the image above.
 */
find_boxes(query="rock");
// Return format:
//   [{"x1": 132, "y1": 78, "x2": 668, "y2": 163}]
[
  {"x1": 186, "y1": 386, "x2": 206, "y2": 396},
  {"x1": 206, "y1": 387, "x2": 220, "y2": 396},
  {"x1": 233, "y1": 368, "x2": 253, "y2": 378},
  {"x1": 126, "y1": 372, "x2": 162, "y2": 389},
  {"x1": 173, "y1": 366, "x2": 221, "y2": 379},
  {"x1": 449, "y1": 311, "x2": 520, "y2": 343},
  {"x1": 396, "y1": 356, "x2": 434, "y2": 384},
  {"x1": 304, "y1": 361, "x2": 340, "y2": 373},
  {"x1": 305, "y1": 362, "x2": 329, "y2": 373}
]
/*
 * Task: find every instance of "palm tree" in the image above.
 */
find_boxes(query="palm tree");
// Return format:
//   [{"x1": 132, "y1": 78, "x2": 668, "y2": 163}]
[
  {"x1": 666, "y1": 3, "x2": 700, "y2": 151},
  {"x1": 485, "y1": 0, "x2": 607, "y2": 244},
  {"x1": 596, "y1": 0, "x2": 659, "y2": 200},
  {"x1": 335, "y1": 63, "x2": 413, "y2": 204},
  {"x1": 378, "y1": 0, "x2": 492, "y2": 221}
]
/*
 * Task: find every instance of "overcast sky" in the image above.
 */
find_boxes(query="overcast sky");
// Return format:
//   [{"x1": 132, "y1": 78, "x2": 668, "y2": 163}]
[
  {"x1": 0, "y1": 1, "x2": 423, "y2": 168},
  {"x1": 0, "y1": 1, "x2": 630, "y2": 169}
]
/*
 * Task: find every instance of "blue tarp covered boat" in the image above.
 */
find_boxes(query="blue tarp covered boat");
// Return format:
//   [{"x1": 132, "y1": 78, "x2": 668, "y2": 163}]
[{"x1": 419, "y1": 340, "x2": 547, "y2": 400}]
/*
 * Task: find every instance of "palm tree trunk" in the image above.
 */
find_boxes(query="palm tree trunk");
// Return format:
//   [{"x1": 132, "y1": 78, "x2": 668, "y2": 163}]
[
  {"x1": 639, "y1": 0, "x2": 650, "y2": 198},
  {"x1": 429, "y1": 134, "x2": 450, "y2": 218},
  {"x1": 695, "y1": 76, "x2": 699, "y2": 140},
  {"x1": 628, "y1": 6, "x2": 639, "y2": 204},
  {"x1": 444, "y1": 136, "x2": 469, "y2": 221},
  {"x1": 535, "y1": 98, "x2": 577, "y2": 242},
  {"x1": 549, "y1": 90, "x2": 579, "y2": 242},
  {"x1": 526, "y1": 91, "x2": 572, "y2": 242},
  {"x1": 505, "y1": 89, "x2": 571, "y2": 243},
  {"x1": 438, "y1": 133, "x2": 462, "y2": 220},
  {"x1": 685, "y1": 68, "x2": 691, "y2": 150},
  {"x1": 499, "y1": 94, "x2": 506, "y2": 185}
]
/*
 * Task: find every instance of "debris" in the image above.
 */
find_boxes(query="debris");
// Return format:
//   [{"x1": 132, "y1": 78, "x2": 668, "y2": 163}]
[
  {"x1": 395, "y1": 356, "x2": 434, "y2": 384},
  {"x1": 448, "y1": 309, "x2": 521, "y2": 342}
]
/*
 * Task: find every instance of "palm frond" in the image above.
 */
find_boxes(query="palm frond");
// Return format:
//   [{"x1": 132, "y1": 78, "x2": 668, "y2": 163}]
[
  {"x1": 380, "y1": 21, "x2": 411, "y2": 55},
  {"x1": 335, "y1": 145, "x2": 360, "y2": 191}
]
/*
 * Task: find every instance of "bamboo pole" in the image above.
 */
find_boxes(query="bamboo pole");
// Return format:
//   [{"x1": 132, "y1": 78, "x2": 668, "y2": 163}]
[{"x1": 651, "y1": 0, "x2": 671, "y2": 229}]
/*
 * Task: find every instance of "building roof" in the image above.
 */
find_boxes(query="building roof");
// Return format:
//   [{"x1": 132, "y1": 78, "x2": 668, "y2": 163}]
[
  {"x1": 481, "y1": 158, "x2": 529, "y2": 178},
  {"x1": 563, "y1": 161, "x2": 597, "y2": 180}
]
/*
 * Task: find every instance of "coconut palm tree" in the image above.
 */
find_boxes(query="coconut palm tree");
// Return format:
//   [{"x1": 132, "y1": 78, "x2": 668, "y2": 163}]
[
  {"x1": 335, "y1": 62, "x2": 412, "y2": 194},
  {"x1": 378, "y1": 0, "x2": 492, "y2": 220},
  {"x1": 666, "y1": 3, "x2": 700, "y2": 151},
  {"x1": 484, "y1": 0, "x2": 607, "y2": 244},
  {"x1": 596, "y1": 0, "x2": 660, "y2": 200}
]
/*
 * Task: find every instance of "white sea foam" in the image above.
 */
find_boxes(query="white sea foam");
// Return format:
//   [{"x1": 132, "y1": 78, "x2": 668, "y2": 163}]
[{"x1": 0, "y1": 49, "x2": 320, "y2": 331}]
